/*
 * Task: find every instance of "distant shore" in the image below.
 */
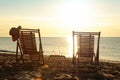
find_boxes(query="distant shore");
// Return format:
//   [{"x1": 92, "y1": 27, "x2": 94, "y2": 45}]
[{"x1": 0, "y1": 53, "x2": 120, "y2": 80}]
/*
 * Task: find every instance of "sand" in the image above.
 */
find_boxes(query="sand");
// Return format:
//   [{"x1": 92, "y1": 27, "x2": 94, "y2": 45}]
[{"x1": 0, "y1": 53, "x2": 120, "y2": 80}]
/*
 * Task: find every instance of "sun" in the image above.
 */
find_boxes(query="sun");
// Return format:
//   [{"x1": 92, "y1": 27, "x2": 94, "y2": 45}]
[{"x1": 58, "y1": 2, "x2": 94, "y2": 28}]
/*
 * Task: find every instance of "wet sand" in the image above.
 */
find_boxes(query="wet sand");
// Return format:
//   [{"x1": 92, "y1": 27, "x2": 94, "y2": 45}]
[{"x1": 0, "y1": 53, "x2": 120, "y2": 80}]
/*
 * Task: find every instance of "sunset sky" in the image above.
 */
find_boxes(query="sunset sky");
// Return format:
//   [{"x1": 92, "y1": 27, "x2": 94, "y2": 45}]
[{"x1": 0, "y1": 0, "x2": 120, "y2": 37}]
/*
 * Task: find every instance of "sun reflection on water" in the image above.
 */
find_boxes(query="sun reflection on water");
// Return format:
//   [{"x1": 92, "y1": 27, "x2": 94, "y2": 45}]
[
  {"x1": 66, "y1": 36, "x2": 72, "y2": 57},
  {"x1": 66, "y1": 36, "x2": 78, "y2": 58}
]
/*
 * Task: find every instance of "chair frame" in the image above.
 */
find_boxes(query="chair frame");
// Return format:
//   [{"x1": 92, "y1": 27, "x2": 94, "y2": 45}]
[{"x1": 16, "y1": 28, "x2": 44, "y2": 64}]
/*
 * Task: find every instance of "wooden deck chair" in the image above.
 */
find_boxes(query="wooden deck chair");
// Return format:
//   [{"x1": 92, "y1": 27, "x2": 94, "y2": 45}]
[
  {"x1": 77, "y1": 35, "x2": 95, "y2": 63},
  {"x1": 16, "y1": 28, "x2": 44, "y2": 65},
  {"x1": 72, "y1": 31, "x2": 101, "y2": 74}
]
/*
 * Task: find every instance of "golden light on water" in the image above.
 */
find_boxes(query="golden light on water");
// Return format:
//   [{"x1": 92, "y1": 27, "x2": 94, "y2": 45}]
[
  {"x1": 66, "y1": 36, "x2": 77, "y2": 57},
  {"x1": 66, "y1": 36, "x2": 72, "y2": 57}
]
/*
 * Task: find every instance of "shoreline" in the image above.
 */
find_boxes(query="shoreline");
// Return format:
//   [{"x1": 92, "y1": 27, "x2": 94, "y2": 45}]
[{"x1": 0, "y1": 52, "x2": 120, "y2": 63}]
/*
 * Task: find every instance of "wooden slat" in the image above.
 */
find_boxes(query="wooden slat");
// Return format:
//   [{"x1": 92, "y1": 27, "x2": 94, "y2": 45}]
[
  {"x1": 78, "y1": 36, "x2": 94, "y2": 43},
  {"x1": 81, "y1": 36, "x2": 94, "y2": 38},
  {"x1": 21, "y1": 34, "x2": 35, "y2": 36},
  {"x1": 20, "y1": 35, "x2": 35, "y2": 38},
  {"x1": 20, "y1": 41, "x2": 36, "y2": 48},
  {"x1": 21, "y1": 45, "x2": 36, "y2": 49},
  {"x1": 76, "y1": 34, "x2": 95, "y2": 62},
  {"x1": 22, "y1": 49, "x2": 37, "y2": 54},
  {"x1": 78, "y1": 51, "x2": 93, "y2": 55},
  {"x1": 78, "y1": 54, "x2": 94, "y2": 58},
  {"x1": 78, "y1": 57, "x2": 93, "y2": 62},
  {"x1": 19, "y1": 31, "x2": 37, "y2": 54},
  {"x1": 20, "y1": 28, "x2": 39, "y2": 33},
  {"x1": 79, "y1": 49, "x2": 94, "y2": 52},
  {"x1": 74, "y1": 32, "x2": 100, "y2": 35},
  {"x1": 80, "y1": 42, "x2": 94, "y2": 45},
  {"x1": 21, "y1": 46, "x2": 36, "y2": 50},
  {"x1": 20, "y1": 40, "x2": 32, "y2": 44}
]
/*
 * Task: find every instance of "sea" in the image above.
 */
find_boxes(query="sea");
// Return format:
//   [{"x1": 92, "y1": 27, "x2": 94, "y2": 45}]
[{"x1": 0, "y1": 37, "x2": 120, "y2": 61}]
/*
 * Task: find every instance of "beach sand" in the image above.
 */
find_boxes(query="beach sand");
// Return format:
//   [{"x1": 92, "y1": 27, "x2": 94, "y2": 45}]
[{"x1": 0, "y1": 53, "x2": 120, "y2": 80}]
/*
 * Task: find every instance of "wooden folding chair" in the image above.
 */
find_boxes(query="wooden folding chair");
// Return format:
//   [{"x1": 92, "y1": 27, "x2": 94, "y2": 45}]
[
  {"x1": 72, "y1": 31, "x2": 101, "y2": 75},
  {"x1": 16, "y1": 28, "x2": 44, "y2": 65}
]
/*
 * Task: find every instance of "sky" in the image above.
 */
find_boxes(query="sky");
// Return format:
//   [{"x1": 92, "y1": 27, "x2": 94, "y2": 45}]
[{"x1": 0, "y1": 0, "x2": 120, "y2": 37}]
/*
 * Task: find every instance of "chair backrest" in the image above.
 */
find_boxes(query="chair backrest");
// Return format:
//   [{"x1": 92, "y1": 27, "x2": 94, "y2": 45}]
[
  {"x1": 73, "y1": 32, "x2": 101, "y2": 64},
  {"x1": 77, "y1": 35, "x2": 94, "y2": 63},
  {"x1": 19, "y1": 31, "x2": 37, "y2": 54}
]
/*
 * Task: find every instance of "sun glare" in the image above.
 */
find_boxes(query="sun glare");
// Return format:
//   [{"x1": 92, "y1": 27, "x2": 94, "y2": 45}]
[
  {"x1": 58, "y1": 2, "x2": 94, "y2": 28},
  {"x1": 66, "y1": 36, "x2": 73, "y2": 57},
  {"x1": 66, "y1": 35, "x2": 78, "y2": 57}
]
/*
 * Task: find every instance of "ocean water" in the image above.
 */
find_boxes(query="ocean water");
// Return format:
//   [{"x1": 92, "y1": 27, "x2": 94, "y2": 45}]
[{"x1": 0, "y1": 37, "x2": 120, "y2": 61}]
